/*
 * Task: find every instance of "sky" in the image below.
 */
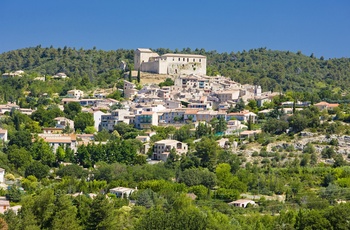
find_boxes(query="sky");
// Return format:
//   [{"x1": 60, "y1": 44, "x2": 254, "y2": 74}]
[{"x1": 0, "y1": 0, "x2": 349, "y2": 58}]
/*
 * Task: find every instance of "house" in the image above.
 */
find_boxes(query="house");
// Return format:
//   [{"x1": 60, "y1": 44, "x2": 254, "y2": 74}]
[
  {"x1": 216, "y1": 138, "x2": 231, "y2": 149},
  {"x1": 153, "y1": 139, "x2": 188, "y2": 161},
  {"x1": 240, "y1": 130, "x2": 261, "y2": 139},
  {"x1": 0, "y1": 197, "x2": 10, "y2": 214},
  {"x1": 0, "y1": 129, "x2": 8, "y2": 142},
  {"x1": 0, "y1": 168, "x2": 5, "y2": 183},
  {"x1": 52, "y1": 72, "x2": 68, "y2": 79},
  {"x1": 124, "y1": 80, "x2": 138, "y2": 99},
  {"x1": 215, "y1": 90, "x2": 240, "y2": 103},
  {"x1": 100, "y1": 109, "x2": 130, "y2": 131},
  {"x1": 54, "y1": 117, "x2": 74, "y2": 130},
  {"x1": 314, "y1": 101, "x2": 339, "y2": 111},
  {"x1": 0, "y1": 103, "x2": 20, "y2": 114},
  {"x1": 91, "y1": 110, "x2": 106, "y2": 131},
  {"x1": 228, "y1": 199, "x2": 256, "y2": 208},
  {"x1": 225, "y1": 120, "x2": 245, "y2": 135},
  {"x1": 37, "y1": 134, "x2": 77, "y2": 152},
  {"x1": 135, "y1": 136, "x2": 150, "y2": 143},
  {"x1": 227, "y1": 110, "x2": 257, "y2": 123},
  {"x1": 135, "y1": 111, "x2": 158, "y2": 129},
  {"x1": 1, "y1": 70, "x2": 24, "y2": 79},
  {"x1": 109, "y1": 187, "x2": 136, "y2": 198},
  {"x1": 67, "y1": 89, "x2": 84, "y2": 99}
]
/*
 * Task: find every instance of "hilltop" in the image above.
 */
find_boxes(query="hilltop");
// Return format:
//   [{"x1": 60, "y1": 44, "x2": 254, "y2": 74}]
[{"x1": 1, "y1": 46, "x2": 350, "y2": 101}]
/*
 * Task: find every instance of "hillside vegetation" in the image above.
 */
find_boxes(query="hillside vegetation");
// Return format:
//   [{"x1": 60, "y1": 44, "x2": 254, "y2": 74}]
[{"x1": 1, "y1": 46, "x2": 350, "y2": 101}]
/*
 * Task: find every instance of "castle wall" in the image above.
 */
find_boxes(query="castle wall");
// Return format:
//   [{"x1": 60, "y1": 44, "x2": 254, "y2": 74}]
[{"x1": 135, "y1": 49, "x2": 207, "y2": 75}]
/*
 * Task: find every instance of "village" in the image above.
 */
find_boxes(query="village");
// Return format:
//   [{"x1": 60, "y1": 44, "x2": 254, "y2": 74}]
[{"x1": 0, "y1": 48, "x2": 347, "y2": 216}]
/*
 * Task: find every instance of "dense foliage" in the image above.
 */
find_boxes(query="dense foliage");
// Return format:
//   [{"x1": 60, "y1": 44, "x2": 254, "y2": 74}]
[{"x1": 1, "y1": 46, "x2": 350, "y2": 102}]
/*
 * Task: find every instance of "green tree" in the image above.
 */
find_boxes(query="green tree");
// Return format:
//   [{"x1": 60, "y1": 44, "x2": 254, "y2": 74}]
[
  {"x1": 25, "y1": 161, "x2": 50, "y2": 180},
  {"x1": 88, "y1": 194, "x2": 117, "y2": 230},
  {"x1": 137, "y1": 68, "x2": 141, "y2": 83},
  {"x1": 51, "y1": 195, "x2": 82, "y2": 230},
  {"x1": 194, "y1": 137, "x2": 219, "y2": 170},
  {"x1": 74, "y1": 113, "x2": 94, "y2": 132},
  {"x1": 64, "y1": 102, "x2": 82, "y2": 120}
]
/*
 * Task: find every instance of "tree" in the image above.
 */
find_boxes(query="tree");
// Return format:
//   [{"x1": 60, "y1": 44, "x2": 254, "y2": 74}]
[
  {"x1": 137, "y1": 68, "x2": 141, "y2": 83},
  {"x1": 64, "y1": 102, "x2": 82, "y2": 120},
  {"x1": 194, "y1": 137, "x2": 219, "y2": 170},
  {"x1": 9, "y1": 130, "x2": 32, "y2": 149},
  {"x1": 51, "y1": 195, "x2": 82, "y2": 230},
  {"x1": 56, "y1": 164, "x2": 87, "y2": 179},
  {"x1": 25, "y1": 161, "x2": 50, "y2": 180},
  {"x1": 262, "y1": 118, "x2": 288, "y2": 134},
  {"x1": 295, "y1": 209, "x2": 331, "y2": 230},
  {"x1": 211, "y1": 117, "x2": 227, "y2": 134},
  {"x1": 6, "y1": 186, "x2": 22, "y2": 202},
  {"x1": 128, "y1": 68, "x2": 132, "y2": 82},
  {"x1": 31, "y1": 138, "x2": 56, "y2": 166},
  {"x1": 88, "y1": 194, "x2": 117, "y2": 230},
  {"x1": 235, "y1": 98, "x2": 245, "y2": 112},
  {"x1": 178, "y1": 168, "x2": 216, "y2": 188},
  {"x1": 74, "y1": 113, "x2": 94, "y2": 132},
  {"x1": 7, "y1": 146, "x2": 32, "y2": 170}
]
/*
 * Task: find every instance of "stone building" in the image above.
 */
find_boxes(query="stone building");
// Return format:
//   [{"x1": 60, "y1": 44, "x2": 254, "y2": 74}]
[{"x1": 134, "y1": 48, "x2": 206, "y2": 75}]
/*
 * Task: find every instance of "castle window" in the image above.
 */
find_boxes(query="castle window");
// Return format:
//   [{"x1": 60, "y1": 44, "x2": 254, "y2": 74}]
[
  {"x1": 199, "y1": 59, "x2": 201, "y2": 62},
  {"x1": 183, "y1": 58, "x2": 185, "y2": 61},
  {"x1": 173, "y1": 58, "x2": 174, "y2": 61},
  {"x1": 178, "y1": 58, "x2": 180, "y2": 61},
  {"x1": 193, "y1": 58, "x2": 195, "y2": 62},
  {"x1": 187, "y1": 58, "x2": 189, "y2": 62}
]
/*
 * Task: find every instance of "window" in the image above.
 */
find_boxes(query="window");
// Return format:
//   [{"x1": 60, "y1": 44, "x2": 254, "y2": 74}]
[
  {"x1": 187, "y1": 58, "x2": 189, "y2": 62},
  {"x1": 199, "y1": 59, "x2": 201, "y2": 62},
  {"x1": 178, "y1": 58, "x2": 180, "y2": 61},
  {"x1": 183, "y1": 58, "x2": 185, "y2": 61}
]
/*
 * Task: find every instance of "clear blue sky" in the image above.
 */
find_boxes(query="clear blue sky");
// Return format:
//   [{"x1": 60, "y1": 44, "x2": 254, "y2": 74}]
[{"x1": 1, "y1": 0, "x2": 349, "y2": 58}]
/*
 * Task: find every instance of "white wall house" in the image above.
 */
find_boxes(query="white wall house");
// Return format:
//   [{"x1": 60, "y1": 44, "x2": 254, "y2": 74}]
[
  {"x1": 0, "y1": 129, "x2": 8, "y2": 142},
  {"x1": 67, "y1": 89, "x2": 84, "y2": 99},
  {"x1": 153, "y1": 140, "x2": 188, "y2": 161}
]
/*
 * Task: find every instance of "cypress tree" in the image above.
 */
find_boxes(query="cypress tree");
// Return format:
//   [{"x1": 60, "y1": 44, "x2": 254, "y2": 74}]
[{"x1": 137, "y1": 68, "x2": 141, "y2": 83}]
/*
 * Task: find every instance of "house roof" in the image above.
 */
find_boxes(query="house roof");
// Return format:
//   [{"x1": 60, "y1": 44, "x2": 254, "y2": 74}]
[
  {"x1": 136, "y1": 48, "x2": 153, "y2": 53},
  {"x1": 155, "y1": 139, "x2": 181, "y2": 145},
  {"x1": 161, "y1": 53, "x2": 206, "y2": 58},
  {"x1": 0, "y1": 200, "x2": 10, "y2": 206},
  {"x1": 0, "y1": 129, "x2": 7, "y2": 134}
]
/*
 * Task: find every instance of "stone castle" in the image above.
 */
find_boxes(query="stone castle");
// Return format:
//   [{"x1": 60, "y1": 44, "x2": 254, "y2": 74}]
[{"x1": 134, "y1": 48, "x2": 207, "y2": 75}]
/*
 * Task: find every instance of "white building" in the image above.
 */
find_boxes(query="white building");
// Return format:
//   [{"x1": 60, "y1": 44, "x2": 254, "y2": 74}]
[
  {"x1": 91, "y1": 111, "x2": 106, "y2": 131},
  {"x1": 0, "y1": 129, "x2": 8, "y2": 142},
  {"x1": 54, "y1": 117, "x2": 74, "y2": 130},
  {"x1": 67, "y1": 89, "x2": 84, "y2": 99},
  {"x1": 109, "y1": 187, "x2": 136, "y2": 198},
  {"x1": 134, "y1": 111, "x2": 158, "y2": 129},
  {"x1": 134, "y1": 48, "x2": 206, "y2": 75},
  {"x1": 0, "y1": 168, "x2": 5, "y2": 183},
  {"x1": 100, "y1": 109, "x2": 130, "y2": 131},
  {"x1": 228, "y1": 199, "x2": 256, "y2": 208},
  {"x1": 153, "y1": 140, "x2": 188, "y2": 161}
]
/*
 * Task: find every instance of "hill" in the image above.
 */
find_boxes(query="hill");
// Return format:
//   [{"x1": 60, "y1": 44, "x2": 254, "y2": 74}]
[{"x1": 1, "y1": 46, "x2": 350, "y2": 101}]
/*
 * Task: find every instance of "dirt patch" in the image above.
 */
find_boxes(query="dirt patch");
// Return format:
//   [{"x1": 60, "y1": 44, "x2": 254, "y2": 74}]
[{"x1": 140, "y1": 72, "x2": 171, "y2": 85}]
